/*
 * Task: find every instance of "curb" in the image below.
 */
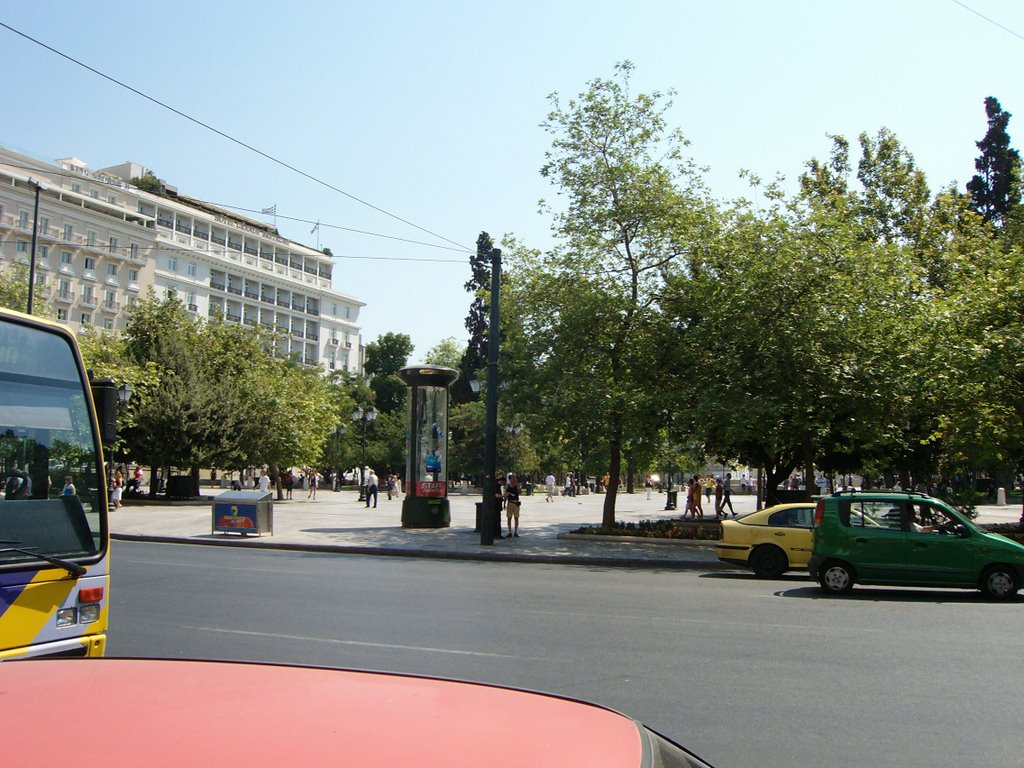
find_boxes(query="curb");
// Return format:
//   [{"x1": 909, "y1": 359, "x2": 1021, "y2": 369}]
[
  {"x1": 110, "y1": 532, "x2": 732, "y2": 570},
  {"x1": 556, "y1": 533, "x2": 719, "y2": 548}
]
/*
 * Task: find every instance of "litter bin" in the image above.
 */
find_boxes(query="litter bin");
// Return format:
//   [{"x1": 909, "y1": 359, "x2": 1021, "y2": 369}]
[
  {"x1": 212, "y1": 490, "x2": 273, "y2": 536},
  {"x1": 664, "y1": 490, "x2": 678, "y2": 510},
  {"x1": 524, "y1": 482, "x2": 533, "y2": 496}
]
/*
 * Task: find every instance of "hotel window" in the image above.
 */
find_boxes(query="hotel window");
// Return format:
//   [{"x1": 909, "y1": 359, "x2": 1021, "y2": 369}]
[
  {"x1": 166, "y1": 287, "x2": 176, "y2": 300},
  {"x1": 128, "y1": 268, "x2": 139, "y2": 282},
  {"x1": 82, "y1": 286, "x2": 94, "y2": 302},
  {"x1": 18, "y1": 211, "x2": 29, "y2": 228},
  {"x1": 107, "y1": 263, "x2": 118, "y2": 277},
  {"x1": 16, "y1": 241, "x2": 28, "y2": 254},
  {"x1": 130, "y1": 243, "x2": 139, "y2": 260},
  {"x1": 61, "y1": 250, "x2": 73, "y2": 265},
  {"x1": 102, "y1": 317, "x2": 114, "y2": 330},
  {"x1": 39, "y1": 216, "x2": 49, "y2": 233},
  {"x1": 84, "y1": 257, "x2": 96, "y2": 270},
  {"x1": 168, "y1": 257, "x2": 177, "y2": 272},
  {"x1": 71, "y1": 183, "x2": 81, "y2": 193},
  {"x1": 105, "y1": 289, "x2": 116, "y2": 306},
  {"x1": 126, "y1": 296, "x2": 137, "y2": 309},
  {"x1": 87, "y1": 230, "x2": 96, "y2": 247},
  {"x1": 108, "y1": 195, "x2": 116, "y2": 205},
  {"x1": 187, "y1": 262, "x2": 197, "y2": 277},
  {"x1": 63, "y1": 223, "x2": 73, "y2": 241},
  {"x1": 109, "y1": 236, "x2": 119, "y2": 255},
  {"x1": 37, "y1": 245, "x2": 48, "y2": 260},
  {"x1": 90, "y1": 190, "x2": 98, "y2": 199},
  {"x1": 56, "y1": 308, "x2": 67, "y2": 321},
  {"x1": 80, "y1": 313, "x2": 92, "y2": 325}
]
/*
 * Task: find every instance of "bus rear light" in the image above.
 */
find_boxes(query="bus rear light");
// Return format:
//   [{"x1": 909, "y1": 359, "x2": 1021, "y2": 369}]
[{"x1": 79, "y1": 587, "x2": 104, "y2": 603}]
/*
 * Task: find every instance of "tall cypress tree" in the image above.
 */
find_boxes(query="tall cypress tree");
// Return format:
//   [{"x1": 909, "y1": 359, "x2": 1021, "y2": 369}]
[
  {"x1": 967, "y1": 96, "x2": 1021, "y2": 225},
  {"x1": 451, "y1": 232, "x2": 493, "y2": 404}
]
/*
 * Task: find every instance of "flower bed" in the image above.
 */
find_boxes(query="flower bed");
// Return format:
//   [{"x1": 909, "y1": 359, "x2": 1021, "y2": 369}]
[{"x1": 569, "y1": 518, "x2": 719, "y2": 540}]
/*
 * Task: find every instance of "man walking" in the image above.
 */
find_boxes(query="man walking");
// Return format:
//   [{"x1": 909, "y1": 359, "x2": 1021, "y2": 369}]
[
  {"x1": 722, "y1": 472, "x2": 735, "y2": 516},
  {"x1": 366, "y1": 468, "x2": 379, "y2": 508},
  {"x1": 545, "y1": 472, "x2": 556, "y2": 502}
]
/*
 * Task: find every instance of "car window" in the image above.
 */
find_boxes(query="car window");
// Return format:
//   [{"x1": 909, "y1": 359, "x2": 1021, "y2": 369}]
[
  {"x1": 910, "y1": 502, "x2": 963, "y2": 535},
  {"x1": 842, "y1": 500, "x2": 903, "y2": 530},
  {"x1": 767, "y1": 507, "x2": 813, "y2": 528}
]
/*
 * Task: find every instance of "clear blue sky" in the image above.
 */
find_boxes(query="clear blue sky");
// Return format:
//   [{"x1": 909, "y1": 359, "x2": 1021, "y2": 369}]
[{"x1": 2, "y1": 1, "x2": 1021, "y2": 360}]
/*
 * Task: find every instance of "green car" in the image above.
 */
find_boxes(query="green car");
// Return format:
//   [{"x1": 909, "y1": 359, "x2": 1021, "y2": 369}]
[{"x1": 809, "y1": 490, "x2": 1024, "y2": 599}]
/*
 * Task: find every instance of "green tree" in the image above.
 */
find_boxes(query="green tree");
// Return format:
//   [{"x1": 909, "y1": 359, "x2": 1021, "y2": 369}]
[
  {"x1": 967, "y1": 96, "x2": 1021, "y2": 226},
  {"x1": 453, "y1": 232, "x2": 494, "y2": 405},
  {"x1": 424, "y1": 337, "x2": 464, "y2": 369},
  {"x1": 509, "y1": 62, "x2": 712, "y2": 526},
  {"x1": 0, "y1": 262, "x2": 29, "y2": 312},
  {"x1": 363, "y1": 332, "x2": 413, "y2": 415}
]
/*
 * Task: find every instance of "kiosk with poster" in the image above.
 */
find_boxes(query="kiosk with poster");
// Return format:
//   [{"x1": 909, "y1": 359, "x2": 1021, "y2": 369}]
[{"x1": 398, "y1": 365, "x2": 458, "y2": 528}]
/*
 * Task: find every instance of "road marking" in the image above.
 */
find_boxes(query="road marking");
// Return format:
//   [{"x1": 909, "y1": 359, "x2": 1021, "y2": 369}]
[{"x1": 185, "y1": 626, "x2": 525, "y2": 659}]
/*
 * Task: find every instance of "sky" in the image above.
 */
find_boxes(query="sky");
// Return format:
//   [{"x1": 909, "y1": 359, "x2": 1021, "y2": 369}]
[{"x1": 2, "y1": 1, "x2": 1022, "y2": 361}]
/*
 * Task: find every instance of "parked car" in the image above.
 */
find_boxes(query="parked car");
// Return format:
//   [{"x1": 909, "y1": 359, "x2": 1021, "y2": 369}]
[
  {"x1": 715, "y1": 502, "x2": 817, "y2": 577},
  {"x1": 809, "y1": 490, "x2": 1024, "y2": 598},
  {"x1": 2, "y1": 658, "x2": 717, "y2": 768}
]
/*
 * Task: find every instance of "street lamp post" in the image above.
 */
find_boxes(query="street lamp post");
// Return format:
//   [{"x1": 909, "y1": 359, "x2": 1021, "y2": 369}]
[
  {"x1": 352, "y1": 406, "x2": 377, "y2": 501},
  {"x1": 26, "y1": 178, "x2": 45, "y2": 316}
]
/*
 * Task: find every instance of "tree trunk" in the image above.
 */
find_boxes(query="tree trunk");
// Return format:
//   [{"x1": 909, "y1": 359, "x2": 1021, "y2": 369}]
[{"x1": 602, "y1": 417, "x2": 623, "y2": 528}]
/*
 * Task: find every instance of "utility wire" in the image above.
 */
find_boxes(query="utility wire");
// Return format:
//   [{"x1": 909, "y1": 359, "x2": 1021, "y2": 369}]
[
  {"x1": 951, "y1": 0, "x2": 1024, "y2": 42},
  {"x1": 0, "y1": 21, "x2": 474, "y2": 254}
]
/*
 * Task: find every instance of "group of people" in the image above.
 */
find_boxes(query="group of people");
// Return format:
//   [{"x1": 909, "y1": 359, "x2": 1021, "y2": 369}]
[{"x1": 681, "y1": 472, "x2": 735, "y2": 519}]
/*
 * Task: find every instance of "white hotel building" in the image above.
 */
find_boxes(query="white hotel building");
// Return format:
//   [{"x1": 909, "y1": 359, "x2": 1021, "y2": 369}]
[{"x1": 0, "y1": 146, "x2": 364, "y2": 374}]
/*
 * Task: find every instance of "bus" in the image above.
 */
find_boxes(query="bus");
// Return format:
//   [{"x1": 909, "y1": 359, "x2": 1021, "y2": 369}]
[{"x1": 0, "y1": 307, "x2": 114, "y2": 659}]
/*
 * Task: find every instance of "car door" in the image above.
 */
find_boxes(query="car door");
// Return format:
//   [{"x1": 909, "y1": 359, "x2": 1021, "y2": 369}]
[
  {"x1": 843, "y1": 500, "x2": 908, "y2": 581},
  {"x1": 765, "y1": 505, "x2": 815, "y2": 567},
  {"x1": 903, "y1": 502, "x2": 975, "y2": 585}
]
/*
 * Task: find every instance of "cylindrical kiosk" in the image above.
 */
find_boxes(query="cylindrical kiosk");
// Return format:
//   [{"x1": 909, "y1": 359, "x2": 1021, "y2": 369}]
[{"x1": 398, "y1": 365, "x2": 458, "y2": 529}]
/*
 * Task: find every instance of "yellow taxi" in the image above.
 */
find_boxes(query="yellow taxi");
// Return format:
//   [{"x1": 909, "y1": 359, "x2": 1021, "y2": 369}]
[{"x1": 715, "y1": 502, "x2": 817, "y2": 577}]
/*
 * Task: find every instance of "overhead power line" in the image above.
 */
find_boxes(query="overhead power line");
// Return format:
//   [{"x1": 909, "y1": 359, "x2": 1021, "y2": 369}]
[
  {"x1": 0, "y1": 21, "x2": 474, "y2": 254},
  {"x1": 951, "y1": 0, "x2": 1024, "y2": 42}
]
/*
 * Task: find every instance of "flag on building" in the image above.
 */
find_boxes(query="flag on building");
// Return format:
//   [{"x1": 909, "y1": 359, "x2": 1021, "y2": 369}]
[{"x1": 261, "y1": 204, "x2": 277, "y2": 215}]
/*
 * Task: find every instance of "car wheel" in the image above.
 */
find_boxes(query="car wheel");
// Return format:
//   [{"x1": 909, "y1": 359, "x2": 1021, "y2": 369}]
[
  {"x1": 981, "y1": 566, "x2": 1019, "y2": 599},
  {"x1": 818, "y1": 561, "x2": 854, "y2": 595},
  {"x1": 750, "y1": 545, "x2": 788, "y2": 578}
]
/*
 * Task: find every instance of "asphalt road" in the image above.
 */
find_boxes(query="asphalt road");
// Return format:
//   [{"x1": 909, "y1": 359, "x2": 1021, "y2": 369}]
[{"x1": 110, "y1": 541, "x2": 1023, "y2": 768}]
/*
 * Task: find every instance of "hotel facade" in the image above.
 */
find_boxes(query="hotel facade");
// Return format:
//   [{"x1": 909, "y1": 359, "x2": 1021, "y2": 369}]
[{"x1": 0, "y1": 146, "x2": 364, "y2": 374}]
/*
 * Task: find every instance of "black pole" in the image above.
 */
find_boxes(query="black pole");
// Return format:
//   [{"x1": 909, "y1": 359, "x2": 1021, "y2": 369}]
[
  {"x1": 481, "y1": 248, "x2": 501, "y2": 545},
  {"x1": 26, "y1": 181, "x2": 41, "y2": 315}
]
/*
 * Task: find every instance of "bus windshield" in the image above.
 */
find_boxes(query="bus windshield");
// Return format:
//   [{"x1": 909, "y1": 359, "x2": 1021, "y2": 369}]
[{"x1": 0, "y1": 319, "x2": 105, "y2": 567}]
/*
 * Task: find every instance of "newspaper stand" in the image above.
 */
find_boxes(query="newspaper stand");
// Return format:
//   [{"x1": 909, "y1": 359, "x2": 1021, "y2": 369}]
[{"x1": 212, "y1": 490, "x2": 273, "y2": 536}]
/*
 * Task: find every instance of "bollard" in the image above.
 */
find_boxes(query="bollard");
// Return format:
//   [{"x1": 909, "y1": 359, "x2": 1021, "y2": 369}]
[{"x1": 997, "y1": 487, "x2": 1006, "y2": 506}]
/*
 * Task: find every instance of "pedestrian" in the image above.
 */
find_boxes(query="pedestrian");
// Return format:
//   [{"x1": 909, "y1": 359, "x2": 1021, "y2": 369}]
[
  {"x1": 494, "y1": 474, "x2": 506, "y2": 539},
  {"x1": 683, "y1": 478, "x2": 694, "y2": 519},
  {"x1": 545, "y1": 472, "x2": 556, "y2": 502},
  {"x1": 62, "y1": 475, "x2": 76, "y2": 496},
  {"x1": 504, "y1": 472, "x2": 521, "y2": 537},
  {"x1": 307, "y1": 468, "x2": 319, "y2": 500},
  {"x1": 691, "y1": 475, "x2": 704, "y2": 518},
  {"x1": 564, "y1": 474, "x2": 573, "y2": 498},
  {"x1": 258, "y1": 468, "x2": 270, "y2": 493},
  {"x1": 284, "y1": 469, "x2": 294, "y2": 500},
  {"x1": 722, "y1": 472, "x2": 735, "y2": 516},
  {"x1": 111, "y1": 467, "x2": 123, "y2": 510},
  {"x1": 644, "y1": 475, "x2": 653, "y2": 500},
  {"x1": 704, "y1": 474, "x2": 714, "y2": 503},
  {"x1": 714, "y1": 477, "x2": 724, "y2": 517},
  {"x1": 366, "y1": 468, "x2": 379, "y2": 508},
  {"x1": 386, "y1": 473, "x2": 394, "y2": 501}
]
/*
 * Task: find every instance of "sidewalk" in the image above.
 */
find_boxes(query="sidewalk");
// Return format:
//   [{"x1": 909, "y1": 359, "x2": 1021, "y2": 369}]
[{"x1": 110, "y1": 488, "x2": 1022, "y2": 569}]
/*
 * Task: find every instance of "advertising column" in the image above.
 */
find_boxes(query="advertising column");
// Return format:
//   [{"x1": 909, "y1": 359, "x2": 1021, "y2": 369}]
[{"x1": 398, "y1": 365, "x2": 458, "y2": 528}]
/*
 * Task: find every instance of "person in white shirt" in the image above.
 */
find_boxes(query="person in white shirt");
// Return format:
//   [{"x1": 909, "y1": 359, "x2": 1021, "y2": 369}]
[
  {"x1": 545, "y1": 473, "x2": 556, "y2": 502},
  {"x1": 258, "y1": 469, "x2": 271, "y2": 493}
]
